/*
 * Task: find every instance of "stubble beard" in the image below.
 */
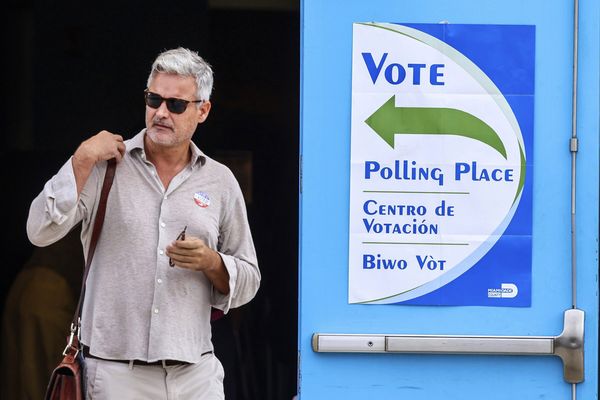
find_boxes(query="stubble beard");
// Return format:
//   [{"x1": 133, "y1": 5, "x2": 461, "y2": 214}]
[{"x1": 147, "y1": 127, "x2": 179, "y2": 147}]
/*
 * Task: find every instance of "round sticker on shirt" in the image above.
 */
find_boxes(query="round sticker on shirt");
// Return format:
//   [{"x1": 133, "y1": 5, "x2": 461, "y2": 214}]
[{"x1": 194, "y1": 191, "x2": 210, "y2": 208}]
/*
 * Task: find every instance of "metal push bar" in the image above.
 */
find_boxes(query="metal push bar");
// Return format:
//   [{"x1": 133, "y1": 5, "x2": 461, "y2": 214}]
[{"x1": 312, "y1": 309, "x2": 584, "y2": 383}]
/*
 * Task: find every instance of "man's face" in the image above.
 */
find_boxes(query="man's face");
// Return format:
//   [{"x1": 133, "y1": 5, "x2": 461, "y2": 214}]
[{"x1": 145, "y1": 72, "x2": 211, "y2": 147}]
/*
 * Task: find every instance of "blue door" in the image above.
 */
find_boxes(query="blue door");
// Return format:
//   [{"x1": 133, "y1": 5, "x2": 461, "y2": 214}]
[{"x1": 299, "y1": 1, "x2": 598, "y2": 399}]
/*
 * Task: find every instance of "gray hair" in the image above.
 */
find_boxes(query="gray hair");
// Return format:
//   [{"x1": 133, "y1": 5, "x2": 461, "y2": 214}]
[{"x1": 147, "y1": 47, "x2": 214, "y2": 101}]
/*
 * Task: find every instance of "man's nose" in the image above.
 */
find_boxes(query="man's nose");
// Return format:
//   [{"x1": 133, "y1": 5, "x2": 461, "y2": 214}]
[{"x1": 155, "y1": 100, "x2": 171, "y2": 117}]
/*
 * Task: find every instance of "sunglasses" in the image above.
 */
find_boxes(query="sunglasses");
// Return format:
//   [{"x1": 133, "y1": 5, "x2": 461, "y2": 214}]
[{"x1": 144, "y1": 90, "x2": 203, "y2": 114}]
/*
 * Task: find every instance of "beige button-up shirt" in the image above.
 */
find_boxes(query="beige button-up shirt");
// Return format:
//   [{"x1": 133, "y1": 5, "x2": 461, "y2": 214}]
[{"x1": 27, "y1": 130, "x2": 260, "y2": 363}]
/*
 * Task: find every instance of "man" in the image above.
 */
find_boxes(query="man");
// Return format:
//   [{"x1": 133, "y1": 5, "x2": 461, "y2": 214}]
[{"x1": 27, "y1": 47, "x2": 260, "y2": 399}]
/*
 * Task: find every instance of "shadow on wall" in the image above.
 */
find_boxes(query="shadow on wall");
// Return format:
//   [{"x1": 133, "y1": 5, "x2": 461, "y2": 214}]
[{"x1": 1, "y1": 227, "x2": 84, "y2": 400}]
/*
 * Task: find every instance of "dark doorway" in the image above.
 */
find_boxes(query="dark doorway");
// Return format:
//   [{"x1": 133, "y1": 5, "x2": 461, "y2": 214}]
[{"x1": 0, "y1": 1, "x2": 299, "y2": 399}]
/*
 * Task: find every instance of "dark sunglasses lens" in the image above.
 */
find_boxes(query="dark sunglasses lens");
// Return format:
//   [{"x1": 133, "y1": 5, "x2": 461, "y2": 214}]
[
  {"x1": 145, "y1": 93, "x2": 163, "y2": 109},
  {"x1": 166, "y1": 99, "x2": 188, "y2": 114},
  {"x1": 145, "y1": 92, "x2": 189, "y2": 114}
]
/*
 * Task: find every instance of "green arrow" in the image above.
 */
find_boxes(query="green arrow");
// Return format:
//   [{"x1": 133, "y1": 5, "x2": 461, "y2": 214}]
[{"x1": 365, "y1": 95, "x2": 507, "y2": 159}]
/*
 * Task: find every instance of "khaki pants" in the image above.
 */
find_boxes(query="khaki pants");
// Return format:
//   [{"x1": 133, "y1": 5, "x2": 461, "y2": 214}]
[{"x1": 85, "y1": 353, "x2": 225, "y2": 400}]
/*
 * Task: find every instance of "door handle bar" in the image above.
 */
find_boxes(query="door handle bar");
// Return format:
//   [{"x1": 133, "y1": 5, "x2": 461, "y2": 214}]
[{"x1": 312, "y1": 309, "x2": 584, "y2": 383}]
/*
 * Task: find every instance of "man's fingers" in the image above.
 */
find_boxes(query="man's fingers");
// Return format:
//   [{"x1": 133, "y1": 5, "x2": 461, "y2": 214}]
[
  {"x1": 175, "y1": 237, "x2": 205, "y2": 249},
  {"x1": 115, "y1": 142, "x2": 126, "y2": 160}
]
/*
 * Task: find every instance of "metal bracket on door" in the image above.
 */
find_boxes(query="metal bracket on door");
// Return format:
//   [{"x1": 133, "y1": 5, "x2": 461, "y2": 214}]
[{"x1": 312, "y1": 309, "x2": 584, "y2": 383}]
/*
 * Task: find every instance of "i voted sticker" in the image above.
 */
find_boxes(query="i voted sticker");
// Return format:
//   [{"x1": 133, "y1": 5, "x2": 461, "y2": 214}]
[{"x1": 194, "y1": 191, "x2": 210, "y2": 208}]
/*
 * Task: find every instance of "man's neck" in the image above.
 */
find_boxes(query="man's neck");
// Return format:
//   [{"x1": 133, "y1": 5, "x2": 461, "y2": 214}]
[{"x1": 144, "y1": 137, "x2": 191, "y2": 189}]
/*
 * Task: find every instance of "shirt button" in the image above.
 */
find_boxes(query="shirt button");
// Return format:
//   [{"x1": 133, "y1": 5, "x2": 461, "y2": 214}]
[
  {"x1": 157, "y1": 278, "x2": 163, "y2": 284},
  {"x1": 160, "y1": 222, "x2": 166, "y2": 228},
  {"x1": 164, "y1": 195, "x2": 168, "y2": 200},
  {"x1": 154, "y1": 308, "x2": 159, "y2": 314},
  {"x1": 159, "y1": 250, "x2": 164, "y2": 255}
]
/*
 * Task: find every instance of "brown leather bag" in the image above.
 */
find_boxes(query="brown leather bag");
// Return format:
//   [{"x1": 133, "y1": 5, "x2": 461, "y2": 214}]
[
  {"x1": 44, "y1": 158, "x2": 116, "y2": 400},
  {"x1": 45, "y1": 336, "x2": 85, "y2": 400}
]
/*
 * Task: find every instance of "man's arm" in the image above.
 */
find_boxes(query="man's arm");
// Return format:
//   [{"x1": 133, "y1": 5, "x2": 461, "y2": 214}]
[
  {"x1": 26, "y1": 131, "x2": 125, "y2": 247},
  {"x1": 166, "y1": 170, "x2": 260, "y2": 309}
]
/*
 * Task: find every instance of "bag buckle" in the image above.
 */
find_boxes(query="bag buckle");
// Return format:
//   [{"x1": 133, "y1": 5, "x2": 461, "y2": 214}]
[{"x1": 62, "y1": 320, "x2": 81, "y2": 356}]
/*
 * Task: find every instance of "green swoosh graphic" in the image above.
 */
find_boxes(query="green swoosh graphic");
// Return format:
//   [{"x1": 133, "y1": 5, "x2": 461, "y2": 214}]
[
  {"x1": 360, "y1": 22, "x2": 527, "y2": 202},
  {"x1": 365, "y1": 95, "x2": 508, "y2": 159}
]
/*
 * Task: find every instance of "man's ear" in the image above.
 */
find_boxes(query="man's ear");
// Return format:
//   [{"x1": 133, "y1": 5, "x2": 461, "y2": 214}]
[{"x1": 197, "y1": 101, "x2": 212, "y2": 123}]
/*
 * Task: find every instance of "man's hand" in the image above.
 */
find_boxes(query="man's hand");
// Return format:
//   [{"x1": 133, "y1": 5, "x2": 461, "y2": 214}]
[
  {"x1": 166, "y1": 236, "x2": 231, "y2": 295},
  {"x1": 73, "y1": 130, "x2": 125, "y2": 166},
  {"x1": 72, "y1": 131, "x2": 125, "y2": 196}
]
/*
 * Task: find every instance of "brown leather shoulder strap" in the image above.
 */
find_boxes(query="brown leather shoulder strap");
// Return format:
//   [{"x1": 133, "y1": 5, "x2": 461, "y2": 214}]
[{"x1": 72, "y1": 158, "x2": 117, "y2": 327}]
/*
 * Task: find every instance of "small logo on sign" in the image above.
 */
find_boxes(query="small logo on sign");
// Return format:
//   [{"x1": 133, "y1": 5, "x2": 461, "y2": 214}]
[
  {"x1": 487, "y1": 283, "x2": 518, "y2": 299},
  {"x1": 194, "y1": 192, "x2": 210, "y2": 208}
]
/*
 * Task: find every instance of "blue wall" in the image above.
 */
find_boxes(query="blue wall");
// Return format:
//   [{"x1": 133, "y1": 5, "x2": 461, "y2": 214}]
[{"x1": 300, "y1": 0, "x2": 598, "y2": 399}]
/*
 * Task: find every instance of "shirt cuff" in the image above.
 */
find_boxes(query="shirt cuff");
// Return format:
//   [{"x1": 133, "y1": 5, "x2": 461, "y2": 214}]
[
  {"x1": 211, "y1": 252, "x2": 239, "y2": 314},
  {"x1": 45, "y1": 158, "x2": 79, "y2": 224}
]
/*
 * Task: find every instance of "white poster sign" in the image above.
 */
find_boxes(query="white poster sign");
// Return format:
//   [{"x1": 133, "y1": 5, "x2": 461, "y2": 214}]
[{"x1": 348, "y1": 23, "x2": 533, "y2": 306}]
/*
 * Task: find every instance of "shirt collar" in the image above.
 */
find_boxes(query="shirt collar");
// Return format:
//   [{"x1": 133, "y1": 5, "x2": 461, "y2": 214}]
[{"x1": 128, "y1": 129, "x2": 206, "y2": 167}]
